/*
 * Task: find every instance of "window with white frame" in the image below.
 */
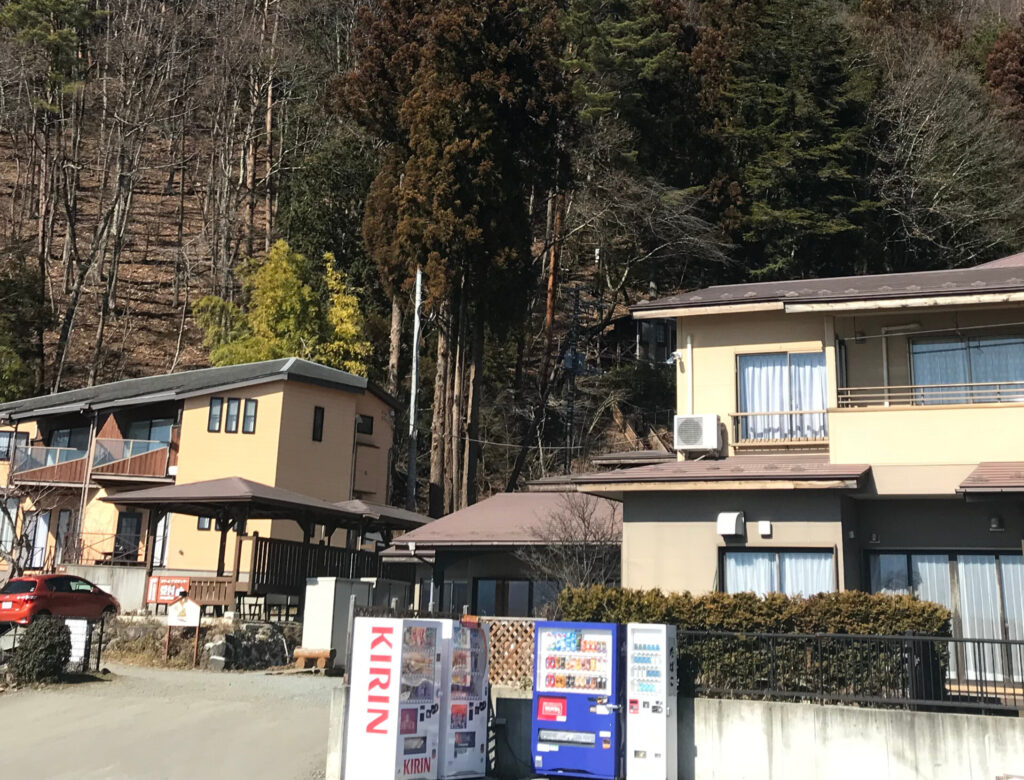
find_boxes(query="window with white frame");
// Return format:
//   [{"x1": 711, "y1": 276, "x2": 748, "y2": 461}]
[
  {"x1": 737, "y1": 352, "x2": 827, "y2": 440},
  {"x1": 723, "y1": 549, "x2": 835, "y2": 597}
]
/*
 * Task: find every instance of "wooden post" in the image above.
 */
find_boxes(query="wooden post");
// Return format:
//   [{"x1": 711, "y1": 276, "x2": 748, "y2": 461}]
[
  {"x1": 144, "y1": 506, "x2": 161, "y2": 577},
  {"x1": 215, "y1": 508, "x2": 230, "y2": 577},
  {"x1": 192, "y1": 625, "x2": 200, "y2": 668},
  {"x1": 298, "y1": 517, "x2": 312, "y2": 617},
  {"x1": 164, "y1": 625, "x2": 170, "y2": 662}
]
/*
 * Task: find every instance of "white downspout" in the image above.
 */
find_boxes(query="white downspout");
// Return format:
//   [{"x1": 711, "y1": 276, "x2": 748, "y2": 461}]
[{"x1": 686, "y1": 334, "x2": 694, "y2": 415}]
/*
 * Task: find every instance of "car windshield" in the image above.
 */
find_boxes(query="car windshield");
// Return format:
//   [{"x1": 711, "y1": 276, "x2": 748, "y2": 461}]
[{"x1": 1, "y1": 580, "x2": 36, "y2": 594}]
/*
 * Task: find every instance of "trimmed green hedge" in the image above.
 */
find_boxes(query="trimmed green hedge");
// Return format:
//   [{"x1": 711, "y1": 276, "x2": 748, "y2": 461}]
[
  {"x1": 557, "y1": 586, "x2": 951, "y2": 636},
  {"x1": 557, "y1": 587, "x2": 952, "y2": 701}
]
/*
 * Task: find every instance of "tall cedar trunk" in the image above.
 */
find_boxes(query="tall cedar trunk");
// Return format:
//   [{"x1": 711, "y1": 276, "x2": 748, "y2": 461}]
[
  {"x1": 428, "y1": 312, "x2": 450, "y2": 517},
  {"x1": 443, "y1": 311, "x2": 458, "y2": 515},
  {"x1": 34, "y1": 128, "x2": 50, "y2": 392},
  {"x1": 462, "y1": 307, "x2": 485, "y2": 506},
  {"x1": 505, "y1": 189, "x2": 565, "y2": 491},
  {"x1": 387, "y1": 295, "x2": 403, "y2": 396},
  {"x1": 450, "y1": 288, "x2": 466, "y2": 509},
  {"x1": 264, "y1": 0, "x2": 278, "y2": 251}
]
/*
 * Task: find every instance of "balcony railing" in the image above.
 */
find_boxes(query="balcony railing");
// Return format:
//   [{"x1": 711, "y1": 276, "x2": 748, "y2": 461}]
[
  {"x1": 838, "y1": 380, "x2": 1024, "y2": 408},
  {"x1": 730, "y1": 410, "x2": 829, "y2": 446},
  {"x1": 92, "y1": 438, "x2": 170, "y2": 479},
  {"x1": 11, "y1": 446, "x2": 88, "y2": 482}
]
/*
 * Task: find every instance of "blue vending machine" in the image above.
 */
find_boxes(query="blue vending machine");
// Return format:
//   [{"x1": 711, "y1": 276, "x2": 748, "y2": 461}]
[{"x1": 530, "y1": 621, "x2": 622, "y2": 779}]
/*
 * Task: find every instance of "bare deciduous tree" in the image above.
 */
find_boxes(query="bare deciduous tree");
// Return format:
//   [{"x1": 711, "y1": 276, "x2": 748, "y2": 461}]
[{"x1": 515, "y1": 493, "x2": 621, "y2": 597}]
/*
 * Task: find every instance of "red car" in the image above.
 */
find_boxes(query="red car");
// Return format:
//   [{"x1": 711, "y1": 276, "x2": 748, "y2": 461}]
[{"x1": 0, "y1": 574, "x2": 120, "y2": 625}]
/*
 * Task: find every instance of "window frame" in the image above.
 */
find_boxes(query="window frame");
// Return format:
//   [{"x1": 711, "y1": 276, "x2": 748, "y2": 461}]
[
  {"x1": 242, "y1": 399, "x2": 258, "y2": 434},
  {"x1": 0, "y1": 431, "x2": 28, "y2": 462},
  {"x1": 312, "y1": 406, "x2": 325, "y2": 442},
  {"x1": 224, "y1": 398, "x2": 241, "y2": 434},
  {"x1": 734, "y1": 350, "x2": 828, "y2": 440},
  {"x1": 719, "y1": 546, "x2": 838, "y2": 597},
  {"x1": 208, "y1": 398, "x2": 224, "y2": 433},
  {"x1": 197, "y1": 516, "x2": 212, "y2": 531},
  {"x1": 355, "y1": 414, "x2": 374, "y2": 436},
  {"x1": 865, "y1": 548, "x2": 1023, "y2": 643}
]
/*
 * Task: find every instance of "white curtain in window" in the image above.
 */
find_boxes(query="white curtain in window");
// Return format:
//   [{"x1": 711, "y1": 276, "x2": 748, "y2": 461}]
[
  {"x1": 724, "y1": 552, "x2": 776, "y2": 596},
  {"x1": 30, "y1": 510, "x2": 49, "y2": 568},
  {"x1": 0, "y1": 498, "x2": 17, "y2": 553},
  {"x1": 153, "y1": 513, "x2": 170, "y2": 568},
  {"x1": 911, "y1": 340, "x2": 969, "y2": 404},
  {"x1": 910, "y1": 555, "x2": 952, "y2": 607},
  {"x1": 780, "y1": 552, "x2": 835, "y2": 597},
  {"x1": 958, "y1": 555, "x2": 1004, "y2": 680},
  {"x1": 788, "y1": 353, "x2": 828, "y2": 438},
  {"x1": 869, "y1": 553, "x2": 910, "y2": 595},
  {"x1": 999, "y1": 556, "x2": 1024, "y2": 684},
  {"x1": 738, "y1": 354, "x2": 790, "y2": 439},
  {"x1": 968, "y1": 338, "x2": 1024, "y2": 397}
]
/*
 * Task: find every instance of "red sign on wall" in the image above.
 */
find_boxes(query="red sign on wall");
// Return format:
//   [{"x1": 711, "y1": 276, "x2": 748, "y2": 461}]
[
  {"x1": 537, "y1": 696, "x2": 567, "y2": 722},
  {"x1": 146, "y1": 576, "x2": 191, "y2": 604}
]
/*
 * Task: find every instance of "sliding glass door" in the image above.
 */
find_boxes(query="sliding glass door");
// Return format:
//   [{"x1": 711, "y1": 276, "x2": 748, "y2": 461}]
[{"x1": 869, "y1": 552, "x2": 1024, "y2": 682}]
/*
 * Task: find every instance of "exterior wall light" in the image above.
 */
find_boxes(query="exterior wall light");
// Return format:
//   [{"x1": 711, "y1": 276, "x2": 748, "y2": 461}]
[{"x1": 989, "y1": 516, "x2": 1005, "y2": 533}]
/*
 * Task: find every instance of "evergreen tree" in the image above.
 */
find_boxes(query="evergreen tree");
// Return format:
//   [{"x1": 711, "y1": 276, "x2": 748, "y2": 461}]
[{"x1": 701, "y1": 0, "x2": 882, "y2": 280}]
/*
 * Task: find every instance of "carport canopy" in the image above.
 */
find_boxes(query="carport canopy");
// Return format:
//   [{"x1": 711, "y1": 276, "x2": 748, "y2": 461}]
[{"x1": 103, "y1": 476, "x2": 428, "y2": 576}]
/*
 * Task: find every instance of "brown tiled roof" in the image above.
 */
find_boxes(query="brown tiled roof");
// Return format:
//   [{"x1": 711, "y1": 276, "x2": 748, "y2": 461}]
[
  {"x1": 958, "y1": 462, "x2": 1024, "y2": 493},
  {"x1": 385, "y1": 491, "x2": 621, "y2": 548},
  {"x1": 105, "y1": 477, "x2": 427, "y2": 530},
  {"x1": 569, "y1": 455, "x2": 870, "y2": 486},
  {"x1": 632, "y1": 256, "x2": 1024, "y2": 314}
]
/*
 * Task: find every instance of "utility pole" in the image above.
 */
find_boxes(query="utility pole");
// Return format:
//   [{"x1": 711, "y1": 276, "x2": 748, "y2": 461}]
[
  {"x1": 564, "y1": 287, "x2": 581, "y2": 475},
  {"x1": 406, "y1": 267, "x2": 423, "y2": 510}
]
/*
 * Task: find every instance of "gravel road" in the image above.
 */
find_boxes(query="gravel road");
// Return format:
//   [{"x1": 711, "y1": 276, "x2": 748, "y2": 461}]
[{"x1": 0, "y1": 663, "x2": 343, "y2": 779}]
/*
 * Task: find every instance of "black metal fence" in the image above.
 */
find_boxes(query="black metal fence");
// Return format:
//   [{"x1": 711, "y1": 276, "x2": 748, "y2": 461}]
[
  {"x1": 0, "y1": 619, "x2": 107, "y2": 672},
  {"x1": 680, "y1": 630, "x2": 1024, "y2": 712}
]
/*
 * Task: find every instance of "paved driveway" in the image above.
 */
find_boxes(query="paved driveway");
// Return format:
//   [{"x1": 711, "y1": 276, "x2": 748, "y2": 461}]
[{"x1": 0, "y1": 663, "x2": 341, "y2": 779}]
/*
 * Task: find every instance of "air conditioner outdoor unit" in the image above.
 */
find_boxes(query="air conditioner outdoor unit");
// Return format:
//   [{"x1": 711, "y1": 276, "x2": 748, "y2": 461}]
[{"x1": 673, "y1": 414, "x2": 720, "y2": 452}]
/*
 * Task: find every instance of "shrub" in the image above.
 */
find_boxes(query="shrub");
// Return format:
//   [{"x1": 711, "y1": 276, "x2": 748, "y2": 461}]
[
  {"x1": 557, "y1": 586, "x2": 951, "y2": 636},
  {"x1": 9, "y1": 616, "x2": 72, "y2": 685},
  {"x1": 557, "y1": 586, "x2": 953, "y2": 700}
]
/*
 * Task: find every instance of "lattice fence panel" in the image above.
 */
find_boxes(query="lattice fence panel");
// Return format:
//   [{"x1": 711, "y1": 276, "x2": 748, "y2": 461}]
[{"x1": 484, "y1": 617, "x2": 535, "y2": 689}]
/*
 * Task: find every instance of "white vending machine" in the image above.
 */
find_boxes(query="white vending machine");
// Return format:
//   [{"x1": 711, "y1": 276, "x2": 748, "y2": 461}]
[
  {"x1": 625, "y1": 623, "x2": 678, "y2": 780},
  {"x1": 346, "y1": 617, "x2": 444, "y2": 780},
  {"x1": 438, "y1": 619, "x2": 489, "y2": 779}
]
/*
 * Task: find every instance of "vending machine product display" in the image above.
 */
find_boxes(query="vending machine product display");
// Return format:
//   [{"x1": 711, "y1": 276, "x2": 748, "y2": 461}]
[
  {"x1": 531, "y1": 621, "x2": 622, "y2": 779},
  {"x1": 438, "y1": 619, "x2": 489, "y2": 779},
  {"x1": 625, "y1": 623, "x2": 678, "y2": 780},
  {"x1": 345, "y1": 617, "x2": 444, "y2": 780}
]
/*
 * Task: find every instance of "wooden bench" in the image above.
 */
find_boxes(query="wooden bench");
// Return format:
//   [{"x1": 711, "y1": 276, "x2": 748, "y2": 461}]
[{"x1": 293, "y1": 647, "x2": 336, "y2": 670}]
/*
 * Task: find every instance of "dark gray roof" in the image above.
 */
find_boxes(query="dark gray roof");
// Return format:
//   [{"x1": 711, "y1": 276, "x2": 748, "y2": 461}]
[
  {"x1": 569, "y1": 455, "x2": 870, "y2": 486},
  {"x1": 632, "y1": 253, "x2": 1024, "y2": 314},
  {"x1": 103, "y1": 477, "x2": 425, "y2": 531},
  {"x1": 590, "y1": 450, "x2": 675, "y2": 467},
  {"x1": 0, "y1": 358, "x2": 393, "y2": 421}
]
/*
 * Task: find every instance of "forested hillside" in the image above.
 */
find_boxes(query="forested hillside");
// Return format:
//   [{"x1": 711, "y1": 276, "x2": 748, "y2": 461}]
[{"x1": 1, "y1": 0, "x2": 1023, "y2": 511}]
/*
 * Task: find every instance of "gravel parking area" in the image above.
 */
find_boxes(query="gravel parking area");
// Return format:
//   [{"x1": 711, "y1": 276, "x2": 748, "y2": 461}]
[{"x1": 0, "y1": 663, "x2": 342, "y2": 779}]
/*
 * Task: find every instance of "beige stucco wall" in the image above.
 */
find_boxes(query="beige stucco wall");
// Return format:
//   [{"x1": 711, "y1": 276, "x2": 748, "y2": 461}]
[
  {"x1": 620, "y1": 491, "x2": 847, "y2": 594},
  {"x1": 675, "y1": 311, "x2": 835, "y2": 451},
  {"x1": 830, "y1": 404, "x2": 1024, "y2": 465},
  {"x1": 274, "y1": 380, "x2": 358, "y2": 502},
  {"x1": 352, "y1": 392, "x2": 394, "y2": 501}
]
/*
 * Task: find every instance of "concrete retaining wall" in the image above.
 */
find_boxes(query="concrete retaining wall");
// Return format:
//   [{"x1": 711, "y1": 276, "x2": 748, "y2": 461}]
[
  {"x1": 64, "y1": 564, "x2": 148, "y2": 613},
  {"x1": 685, "y1": 697, "x2": 1024, "y2": 780},
  {"x1": 488, "y1": 693, "x2": 1024, "y2": 780}
]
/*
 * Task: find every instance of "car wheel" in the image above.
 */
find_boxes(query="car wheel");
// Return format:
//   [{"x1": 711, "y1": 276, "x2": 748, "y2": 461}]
[
  {"x1": 31, "y1": 610, "x2": 51, "y2": 622},
  {"x1": 101, "y1": 606, "x2": 116, "y2": 622}
]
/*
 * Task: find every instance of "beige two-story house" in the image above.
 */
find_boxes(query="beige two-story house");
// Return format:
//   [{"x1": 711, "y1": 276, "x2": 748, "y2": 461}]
[
  {"x1": 572, "y1": 253, "x2": 1024, "y2": 661},
  {"x1": 0, "y1": 359, "x2": 397, "y2": 588}
]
